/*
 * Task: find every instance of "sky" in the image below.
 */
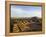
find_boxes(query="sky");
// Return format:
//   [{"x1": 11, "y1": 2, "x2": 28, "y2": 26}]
[{"x1": 11, "y1": 5, "x2": 42, "y2": 18}]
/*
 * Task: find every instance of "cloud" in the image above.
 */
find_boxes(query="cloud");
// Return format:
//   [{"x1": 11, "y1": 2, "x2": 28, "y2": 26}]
[{"x1": 11, "y1": 5, "x2": 41, "y2": 18}]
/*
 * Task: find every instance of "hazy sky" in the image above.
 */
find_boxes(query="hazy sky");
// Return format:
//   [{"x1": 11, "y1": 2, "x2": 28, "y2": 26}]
[{"x1": 11, "y1": 5, "x2": 41, "y2": 18}]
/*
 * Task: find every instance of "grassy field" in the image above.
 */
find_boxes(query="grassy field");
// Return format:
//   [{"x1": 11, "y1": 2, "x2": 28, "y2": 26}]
[{"x1": 10, "y1": 17, "x2": 42, "y2": 33}]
